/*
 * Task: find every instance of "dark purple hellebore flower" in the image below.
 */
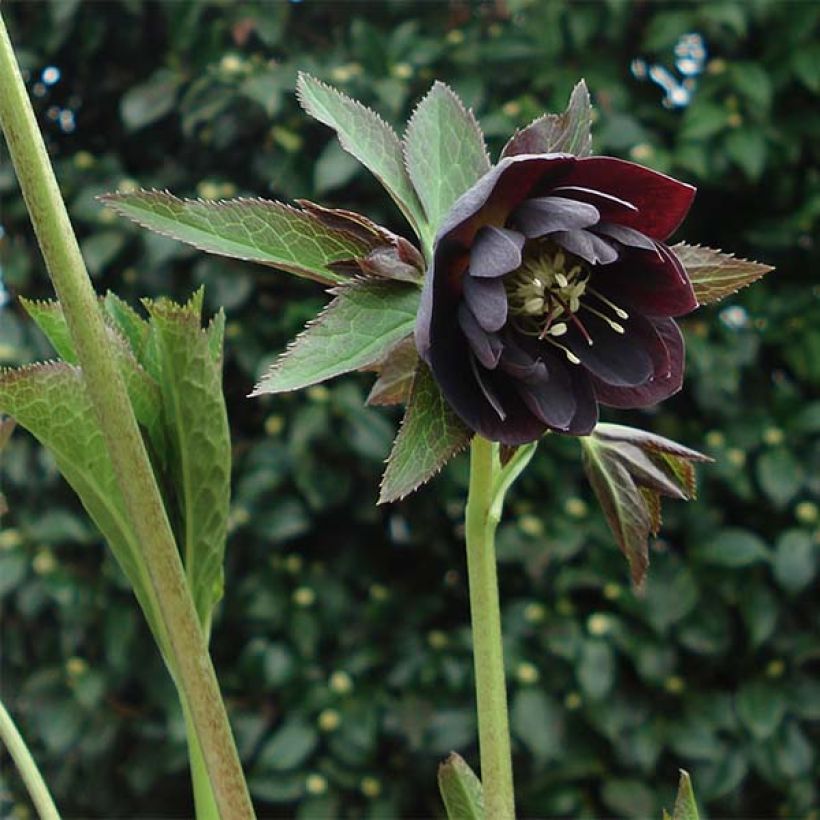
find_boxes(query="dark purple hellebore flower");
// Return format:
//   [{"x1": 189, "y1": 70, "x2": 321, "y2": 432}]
[{"x1": 415, "y1": 154, "x2": 698, "y2": 445}]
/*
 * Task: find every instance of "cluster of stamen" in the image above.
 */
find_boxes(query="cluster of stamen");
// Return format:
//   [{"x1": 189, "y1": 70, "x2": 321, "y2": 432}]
[{"x1": 505, "y1": 244, "x2": 629, "y2": 364}]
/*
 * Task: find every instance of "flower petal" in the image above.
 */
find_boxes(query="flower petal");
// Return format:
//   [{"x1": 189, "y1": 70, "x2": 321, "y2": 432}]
[
  {"x1": 511, "y1": 196, "x2": 600, "y2": 238},
  {"x1": 592, "y1": 222, "x2": 658, "y2": 253},
  {"x1": 463, "y1": 274, "x2": 508, "y2": 332},
  {"x1": 594, "y1": 242, "x2": 697, "y2": 317},
  {"x1": 553, "y1": 229, "x2": 619, "y2": 265},
  {"x1": 550, "y1": 185, "x2": 638, "y2": 214},
  {"x1": 515, "y1": 362, "x2": 576, "y2": 430},
  {"x1": 458, "y1": 303, "x2": 503, "y2": 369},
  {"x1": 436, "y1": 154, "x2": 577, "y2": 250},
  {"x1": 562, "y1": 312, "x2": 656, "y2": 387},
  {"x1": 469, "y1": 226, "x2": 525, "y2": 278},
  {"x1": 470, "y1": 354, "x2": 506, "y2": 420},
  {"x1": 499, "y1": 341, "x2": 548, "y2": 383},
  {"x1": 557, "y1": 157, "x2": 696, "y2": 240},
  {"x1": 592, "y1": 318, "x2": 684, "y2": 407}
]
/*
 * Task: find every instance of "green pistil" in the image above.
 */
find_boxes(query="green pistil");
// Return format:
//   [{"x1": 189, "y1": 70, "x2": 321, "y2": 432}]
[{"x1": 504, "y1": 244, "x2": 629, "y2": 364}]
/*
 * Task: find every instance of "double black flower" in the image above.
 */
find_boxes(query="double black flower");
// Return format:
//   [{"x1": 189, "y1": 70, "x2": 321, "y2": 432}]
[{"x1": 415, "y1": 154, "x2": 698, "y2": 445}]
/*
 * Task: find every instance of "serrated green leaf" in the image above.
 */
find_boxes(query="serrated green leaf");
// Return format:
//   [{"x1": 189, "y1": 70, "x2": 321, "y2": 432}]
[
  {"x1": 379, "y1": 363, "x2": 470, "y2": 504},
  {"x1": 671, "y1": 243, "x2": 773, "y2": 305},
  {"x1": 19, "y1": 298, "x2": 166, "y2": 465},
  {"x1": 671, "y1": 770, "x2": 699, "y2": 820},
  {"x1": 20, "y1": 298, "x2": 79, "y2": 363},
  {"x1": 403, "y1": 82, "x2": 491, "y2": 240},
  {"x1": 102, "y1": 191, "x2": 376, "y2": 285},
  {"x1": 0, "y1": 363, "x2": 165, "y2": 647},
  {"x1": 144, "y1": 293, "x2": 231, "y2": 625},
  {"x1": 438, "y1": 753, "x2": 484, "y2": 820},
  {"x1": 104, "y1": 291, "x2": 150, "y2": 357},
  {"x1": 253, "y1": 280, "x2": 420, "y2": 396},
  {"x1": 296, "y1": 73, "x2": 427, "y2": 241},
  {"x1": 366, "y1": 335, "x2": 418, "y2": 407},
  {"x1": 501, "y1": 80, "x2": 593, "y2": 158}
]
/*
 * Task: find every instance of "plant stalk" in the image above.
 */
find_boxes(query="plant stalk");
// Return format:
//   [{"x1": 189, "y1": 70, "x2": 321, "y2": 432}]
[
  {"x1": 0, "y1": 14, "x2": 253, "y2": 820},
  {"x1": 0, "y1": 699, "x2": 61, "y2": 820},
  {"x1": 464, "y1": 435, "x2": 515, "y2": 820}
]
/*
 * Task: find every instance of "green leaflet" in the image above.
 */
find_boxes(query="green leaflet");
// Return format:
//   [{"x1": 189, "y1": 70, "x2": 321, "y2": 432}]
[
  {"x1": 366, "y1": 335, "x2": 419, "y2": 407},
  {"x1": 438, "y1": 753, "x2": 484, "y2": 820},
  {"x1": 379, "y1": 363, "x2": 471, "y2": 504},
  {"x1": 296, "y1": 73, "x2": 428, "y2": 243},
  {"x1": 253, "y1": 280, "x2": 420, "y2": 397},
  {"x1": 101, "y1": 191, "x2": 374, "y2": 285},
  {"x1": 403, "y1": 81, "x2": 491, "y2": 243},
  {"x1": 145, "y1": 292, "x2": 231, "y2": 626},
  {"x1": 671, "y1": 243, "x2": 774, "y2": 305},
  {"x1": 501, "y1": 80, "x2": 593, "y2": 158},
  {"x1": 21, "y1": 297, "x2": 166, "y2": 464},
  {"x1": 669, "y1": 771, "x2": 700, "y2": 820},
  {"x1": 0, "y1": 363, "x2": 166, "y2": 650}
]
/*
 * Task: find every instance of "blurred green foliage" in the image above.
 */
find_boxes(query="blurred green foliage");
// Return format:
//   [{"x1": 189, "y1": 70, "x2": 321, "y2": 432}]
[{"x1": 1, "y1": 1, "x2": 818, "y2": 817}]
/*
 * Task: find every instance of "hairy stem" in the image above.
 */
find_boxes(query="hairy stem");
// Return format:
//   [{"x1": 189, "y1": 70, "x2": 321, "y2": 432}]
[
  {"x1": 464, "y1": 435, "x2": 516, "y2": 820},
  {"x1": 0, "y1": 15, "x2": 253, "y2": 820},
  {"x1": 0, "y1": 698, "x2": 60, "y2": 820}
]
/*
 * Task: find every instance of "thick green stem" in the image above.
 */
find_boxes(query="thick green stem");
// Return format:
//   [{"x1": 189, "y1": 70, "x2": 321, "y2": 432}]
[
  {"x1": 0, "y1": 15, "x2": 253, "y2": 820},
  {"x1": 464, "y1": 436, "x2": 515, "y2": 820},
  {"x1": 0, "y1": 698, "x2": 61, "y2": 820}
]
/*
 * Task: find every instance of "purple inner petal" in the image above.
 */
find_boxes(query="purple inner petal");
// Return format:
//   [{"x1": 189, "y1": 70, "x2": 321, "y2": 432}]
[
  {"x1": 553, "y1": 229, "x2": 619, "y2": 265},
  {"x1": 499, "y1": 343, "x2": 549, "y2": 384},
  {"x1": 562, "y1": 312, "x2": 655, "y2": 386},
  {"x1": 515, "y1": 367, "x2": 576, "y2": 430},
  {"x1": 458, "y1": 303, "x2": 503, "y2": 369},
  {"x1": 511, "y1": 196, "x2": 600, "y2": 239},
  {"x1": 469, "y1": 226, "x2": 526, "y2": 278},
  {"x1": 592, "y1": 222, "x2": 658, "y2": 253},
  {"x1": 463, "y1": 274, "x2": 508, "y2": 332},
  {"x1": 470, "y1": 354, "x2": 506, "y2": 420}
]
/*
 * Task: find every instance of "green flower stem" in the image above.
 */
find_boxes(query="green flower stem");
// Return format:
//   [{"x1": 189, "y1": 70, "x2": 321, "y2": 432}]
[
  {"x1": 0, "y1": 698, "x2": 60, "y2": 820},
  {"x1": 0, "y1": 15, "x2": 253, "y2": 820},
  {"x1": 465, "y1": 435, "x2": 516, "y2": 820}
]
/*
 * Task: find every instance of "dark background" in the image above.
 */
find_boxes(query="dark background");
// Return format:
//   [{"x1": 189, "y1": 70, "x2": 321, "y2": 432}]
[{"x1": 1, "y1": 1, "x2": 818, "y2": 817}]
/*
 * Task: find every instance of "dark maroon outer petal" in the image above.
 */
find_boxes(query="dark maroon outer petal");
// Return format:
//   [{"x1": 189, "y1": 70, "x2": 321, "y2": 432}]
[
  {"x1": 594, "y1": 242, "x2": 697, "y2": 318},
  {"x1": 556, "y1": 157, "x2": 695, "y2": 240},
  {"x1": 591, "y1": 318, "x2": 684, "y2": 408}
]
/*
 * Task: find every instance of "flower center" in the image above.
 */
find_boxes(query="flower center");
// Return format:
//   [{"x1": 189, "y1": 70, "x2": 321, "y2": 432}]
[{"x1": 505, "y1": 243, "x2": 629, "y2": 364}]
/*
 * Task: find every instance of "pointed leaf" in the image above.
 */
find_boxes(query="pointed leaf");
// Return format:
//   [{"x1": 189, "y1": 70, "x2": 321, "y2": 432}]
[
  {"x1": 366, "y1": 335, "x2": 419, "y2": 406},
  {"x1": 582, "y1": 437, "x2": 652, "y2": 585},
  {"x1": 502, "y1": 80, "x2": 593, "y2": 158},
  {"x1": 404, "y1": 82, "x2": 491, "y2": 238},
  {"x1": 20, "y1": 299, "x2": 79, "y2": 363},
  {"x1": 671, "y1": 770, "x2": 700, "y2": 820},
  {"x1": 144, "y1": 293, "x2": 231, "y2": 625},
  {"x1": 296, "y1": 73, "x2": 427, "y2": 239},
  {"x1": 438, "y1": 753, "x2": 484, "y2": 820},
  {"x1": 0, "y1": 417, "x2": 14, "y2": 518},
  {"x1": 253, "y1": 280, "x2": 420, "y2": 396},
  {"x1": 671, "y1": 243, "x2": 773, "y2": 305},
  {"x1": 19, "y1": 298, "x2": 166, "y2": 464},
  {"x1": 379, "y1": 363, "x2": 471, "y2": 504},
  {"x1": 102, "y1": 191, "x2": 377, "y2": 285},
  {"x1": 0, "y1": 364, "x2": 165, "y2": 646},
  {"x1": 104, "y1": 292, "x2": 150, "y2": 358}
]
